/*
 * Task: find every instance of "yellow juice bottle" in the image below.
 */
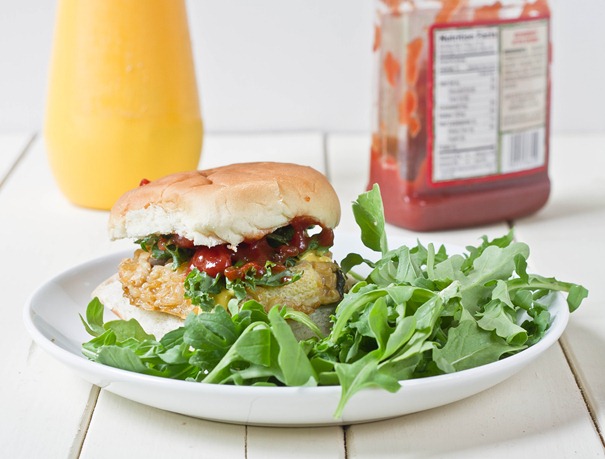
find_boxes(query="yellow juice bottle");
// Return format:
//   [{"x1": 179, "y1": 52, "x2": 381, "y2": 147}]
[{"x1": 45, "y1": 0, "x2": 203, "y2": 210}]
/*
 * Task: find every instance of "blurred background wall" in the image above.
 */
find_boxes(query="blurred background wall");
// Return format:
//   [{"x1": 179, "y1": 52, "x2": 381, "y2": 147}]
[{"x1": 0, "y1": 0, "x2": 603, "y2": 134}]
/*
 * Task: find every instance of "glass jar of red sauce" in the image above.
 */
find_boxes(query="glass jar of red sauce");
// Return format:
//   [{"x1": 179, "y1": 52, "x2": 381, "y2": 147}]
[{"x1": 369, "y1": 0, "x2": 551, "y2": 231}]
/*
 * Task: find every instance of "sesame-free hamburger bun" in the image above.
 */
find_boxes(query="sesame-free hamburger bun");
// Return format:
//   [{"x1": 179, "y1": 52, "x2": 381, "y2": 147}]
[
  {"x1": 95, "y1": 162, "x2": 344, "y2": 340},
  {"x1": 108, "y1": 162, "x2": 341, "y2": 248}
]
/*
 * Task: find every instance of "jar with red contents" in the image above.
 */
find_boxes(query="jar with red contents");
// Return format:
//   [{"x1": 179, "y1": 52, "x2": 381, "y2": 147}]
[{"x1": 369, "y1": 0, "x2": 552, "y2": 231}]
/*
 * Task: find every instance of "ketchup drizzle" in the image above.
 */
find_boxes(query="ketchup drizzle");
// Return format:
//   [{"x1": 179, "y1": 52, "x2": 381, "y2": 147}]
[{"x1": 177, "y1": 217, "x2": 333, "y2": 280}]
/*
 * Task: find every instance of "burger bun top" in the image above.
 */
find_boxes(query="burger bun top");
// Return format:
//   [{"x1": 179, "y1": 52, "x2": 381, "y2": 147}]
[{"x1": 108, "y1": 162, "x2": 341, "y2": 247}]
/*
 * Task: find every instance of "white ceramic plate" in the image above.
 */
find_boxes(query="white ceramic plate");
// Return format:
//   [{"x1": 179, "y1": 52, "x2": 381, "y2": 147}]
[{"x1": 23, "y1": 234, "x2": 569, "y2": 426}]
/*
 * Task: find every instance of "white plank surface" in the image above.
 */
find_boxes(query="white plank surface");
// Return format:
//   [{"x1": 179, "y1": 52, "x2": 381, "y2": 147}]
[
  {"x1": 347, "y1": 344, "x2": 603, "y2": 459},
  {"x1": 513, "y1": 134, "x2": 605, "y2": 439},
  {"x1": 247, "y1": 426, "x2": 345, "y2": 459},
  {"x1": 0, "y1": 132, "x2": 33, "y2": 184},
  {"x1": 0, "y1": 134, "x2": 109, "y2": 458},
  {"x1": 3, "y1": 132, "x2": 603, "y2": 458},
  {"x1": 80, "y1": 392, "x2": 245, "y2": 459}
]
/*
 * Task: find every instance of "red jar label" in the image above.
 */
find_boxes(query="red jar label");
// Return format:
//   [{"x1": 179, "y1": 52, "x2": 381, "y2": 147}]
[{"x1": 427, "y1": 18, "x2": 550, "y2": 186}]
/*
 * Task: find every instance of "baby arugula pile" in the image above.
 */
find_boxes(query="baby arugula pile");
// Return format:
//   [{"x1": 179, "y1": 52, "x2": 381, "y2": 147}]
[{"x1": 81, "y1": 185, "x2": 588, "y2": 418}]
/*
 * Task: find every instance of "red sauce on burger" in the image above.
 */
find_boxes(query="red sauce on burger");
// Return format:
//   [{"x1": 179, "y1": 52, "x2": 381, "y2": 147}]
[{"x1": 183, "y1": 217, "x2": 333, "y2": 280}]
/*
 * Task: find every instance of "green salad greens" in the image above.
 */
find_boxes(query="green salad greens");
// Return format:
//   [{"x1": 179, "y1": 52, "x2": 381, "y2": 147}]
[{"x1": 81, "y1": 185, "x2": 588, "y2": 418}]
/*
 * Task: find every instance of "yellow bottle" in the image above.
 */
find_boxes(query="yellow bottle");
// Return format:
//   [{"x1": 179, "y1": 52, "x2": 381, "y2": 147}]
[{"x1": 45, "y1": 0, "x2": 203, "y2": 210}]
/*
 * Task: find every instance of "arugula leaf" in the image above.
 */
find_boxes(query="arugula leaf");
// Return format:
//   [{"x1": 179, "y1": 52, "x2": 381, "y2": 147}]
[
  {"x1": 183, "y1": 269, "x2": 225, "y2": 311},
  {"x1": 268, "y1": 307, "x2": 317, "y2": 386},
  {"x1": 201, "y1": 323, "x2": 275, "y2": 384},
  {"x1": 567, "y1": 284, "x2": 589, "y2": 313},
  {"x1": 184, "y1": 305, "x2": 238, "y2": 351},
  {"x1": 476, "y1": 299, "x2": 528, "y2": 346},
  {"x1": 282, "y1": 308, "x2": 323, "y2": 338},
  {"x1": 368, "y1": 246, "x2": 418, "y2": 286},
  {"x1": 333, "y1": 353, "x2": 401, "y2": 418},
  {"x1": 105, "y1": 318, "x2": 156, "y2": 343},
  {"x1": 340, "y1": 252, "x2": 373, "y2": 278},
  {"x1": 433, "y1": 309, "x2": 526, "y2": 373},
  {"x1": 79, "y1": 297, "x2": 105, "y2": 337},
  {"x1": 227, "y1": 262, "x2": 302, "y2": 294},
  {"x1": 351, "y1": 184, "x2": 388, "y2": 255},
  {"x1": 265, "y1": 226, "x2": 294, "y2": 247},
  {"x1": 137, "y1": 234, "x2": 194, "y2": 268},
  {"x1": 96, "y1": 346, "x2": 164, "y2": 376}
]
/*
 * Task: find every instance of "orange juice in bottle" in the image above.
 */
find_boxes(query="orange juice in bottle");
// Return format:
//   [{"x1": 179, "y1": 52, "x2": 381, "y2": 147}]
[{"x1": 45, "y1": 0, "x2": 203, "y2": 210}]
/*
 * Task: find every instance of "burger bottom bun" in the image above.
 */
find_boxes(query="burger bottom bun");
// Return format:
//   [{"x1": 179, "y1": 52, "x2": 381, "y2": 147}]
[
  {"x1": 92, "y1": 275, "x2": 335, "y2": 341},
  {"x1": 93, "y1": 275, "x2": 184, "y2": 339}
]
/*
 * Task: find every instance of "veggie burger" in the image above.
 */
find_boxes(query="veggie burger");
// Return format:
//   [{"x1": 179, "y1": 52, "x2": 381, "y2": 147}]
[{"x1": 94, "y1": 162, "x2": 345, "y2": 338}]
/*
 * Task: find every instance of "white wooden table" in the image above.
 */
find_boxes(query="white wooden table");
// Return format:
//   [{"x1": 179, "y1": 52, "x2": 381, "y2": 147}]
[{"x1": 2, "y1": 132, "x2": 603, "y2": 458}]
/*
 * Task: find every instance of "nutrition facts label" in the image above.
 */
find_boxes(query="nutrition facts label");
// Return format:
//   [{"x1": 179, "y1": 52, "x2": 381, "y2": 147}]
[{"x1": 430, "y1": 20, "x2": 549, "y2": 183}]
